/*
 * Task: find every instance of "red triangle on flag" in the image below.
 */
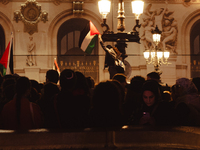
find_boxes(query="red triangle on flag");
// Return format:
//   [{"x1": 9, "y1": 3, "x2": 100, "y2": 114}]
[
  {"x1": 90, "y1": 21, "x2": 100, "y2": 36},
  {"x1": 0, "y1": 41, "x2": 11, "y2": 69}
]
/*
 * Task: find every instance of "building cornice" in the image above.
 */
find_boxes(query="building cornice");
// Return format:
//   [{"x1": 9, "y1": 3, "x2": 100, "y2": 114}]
[{"x1": 4, "y1": 0, "x2": 199, "y2": 4}]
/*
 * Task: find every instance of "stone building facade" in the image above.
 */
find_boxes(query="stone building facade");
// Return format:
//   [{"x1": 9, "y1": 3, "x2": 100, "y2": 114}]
[{"x1": 0, "y1": 0, "x2": 199, "y2": 86}]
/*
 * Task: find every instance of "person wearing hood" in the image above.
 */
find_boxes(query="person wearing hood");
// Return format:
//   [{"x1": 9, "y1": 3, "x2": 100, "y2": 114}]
[
  {"x1": 128, "y1": 80, "x2": 173, "y2": 126},
  {"x1": 171, "y1": 77, "x2": 200, "y2": 126}
]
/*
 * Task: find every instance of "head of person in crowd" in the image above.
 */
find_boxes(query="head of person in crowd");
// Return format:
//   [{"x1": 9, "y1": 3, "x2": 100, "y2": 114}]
[
  {"x1": 112, "y1": 73, "x2": 127, "y2": 90},
  {"x1": 75, "y1": 71, "x2": 88, "y2": 89},
  {"x1": 172, "y1": 77, "x2": 198, "y2": 101},
  {"x1": 59, "y1": 69, "x2": 77, "y2": 91},
  {"x1": 30, "y1": 79, "x2": 41, "y2": 94},
  {"x1": 126, "y1": 75, "x2": 146, "y2": 93},
  {"x1": 86, "y1": 76, "x2": 95, "y2": 89},
  {"x1": 91, "y1": 80, "x2": 124, "y2": 127},
  {"x1": 16, "y1": 76, "x2": 31, "y2": 97},
  {"x1": 1, "y1": 78, "x2": 16, "y2": 102},
  {"x1": 46, "y1": 69, "x2": 59, "y2": 84},
  {"x1": 15, "y1": 77, "x2": 31, "y2": 124},
  {"x1": 132, "y1": 75, "x2": 146, "y2": 83},
  {"x1": 147, "y1": 71, "x2": 161, "y2": 83},
  {"x1": 141, "y1": 80, "x2": 162, "y2": 108},
  {"x1": 73, "y1": 71, "x2": 90, "y2": 96},
  {"x1": 92, "y1": 80, "x2": 122, "y2": 110},
  {"x1": 3, "y1": 74, "x2": 15, "y2": 82}
]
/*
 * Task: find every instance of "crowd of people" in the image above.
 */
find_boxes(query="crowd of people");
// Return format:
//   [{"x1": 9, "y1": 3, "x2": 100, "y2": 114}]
[{"x1": 0, "y1": 69, "x2": 200, "y2": 130}]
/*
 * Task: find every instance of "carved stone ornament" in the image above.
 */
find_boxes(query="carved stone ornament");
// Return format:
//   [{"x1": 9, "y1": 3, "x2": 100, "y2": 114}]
[
  {"x1": 13, "y1": 0, "x2": 48, "y2": 35},
  {"x1": 53, "y1": 0, "x2": 63, "y2": 5},
  {"x1": 0, "y1": 0, "x2": 10, "y2": 5}
]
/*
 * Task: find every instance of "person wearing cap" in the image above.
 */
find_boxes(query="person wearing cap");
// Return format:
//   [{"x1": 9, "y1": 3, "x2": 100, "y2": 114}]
[{"x1": 112, "y1": 73, "x2": 127, "y2": 91}]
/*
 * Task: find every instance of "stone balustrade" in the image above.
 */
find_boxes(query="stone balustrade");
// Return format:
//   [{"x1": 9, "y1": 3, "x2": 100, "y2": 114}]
[{"x1": 0, "y1": 126, "x2": 200, "y2": 150}]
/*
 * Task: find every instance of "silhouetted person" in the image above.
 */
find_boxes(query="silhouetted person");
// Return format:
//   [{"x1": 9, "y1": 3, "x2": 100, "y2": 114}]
[
  {"x1": 99, "y1": 35, "x2": 125, "y2": 79},
  {"x1": 171, "y1": 78, "x2": 200, "y2": 126},
  {"x1": 89, "y1": 80, "x2": 125, "y2": 127},
  {"x1": 39, "y1": 69, "x2": 60, "y2": 128},
  {"x1": 0, "y1": 78, "x2": 16, "y2": 113},
  {"x1": 55, "y1": 69, "x2": 90, "y2": 129},
  {"x1": 124, "y1": 76, "x2": 146, "y2": 123},
  {"x1": 0, "y1": 76, "x2": 43, "y2": 129},
  {"x1": 46, "y1": 69, "x2": 59, "y2": 84}
]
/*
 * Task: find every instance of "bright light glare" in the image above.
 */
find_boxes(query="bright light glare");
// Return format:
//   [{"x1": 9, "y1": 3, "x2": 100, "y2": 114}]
[
  {"x1": 153, "y1": 34, "x2": 161, "y2": 43},
  {"x1": 143, "y1": 51, "x2": 149, "y2": 59},
  {"x1": 98, "y1": 0, "x2": 111, "y2": 19},
  {"x1": 131, "y1": 1, "x2": 144, "y2": 19},
  {"x1": 122, "y1": 125, "x2": 128, "y2": 129},
  {"x1": 164, "y1": 51, "x2": 170, "y2": 59},
  {"x1": 157, "y1": 51, "x2": 163, "y2": 59}
]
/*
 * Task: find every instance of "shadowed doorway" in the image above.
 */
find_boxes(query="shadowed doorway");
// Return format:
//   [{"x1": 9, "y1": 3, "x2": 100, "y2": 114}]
[
  {"x1": 57, "y1": 18, "x2": 99, "y2": 83},
  {"x1": 191, "y1": 19, "x2": 200, "y2": 78},
  {"x1": 0, "y1": 25, "x2": 5, "y2": 59}
]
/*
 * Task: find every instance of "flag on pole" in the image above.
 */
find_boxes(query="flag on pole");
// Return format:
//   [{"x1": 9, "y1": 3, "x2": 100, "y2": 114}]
[
  {"x1": 79, "y1": 20, "x2": 100, "y2": 54},
  {"x1": 53, "y1": 58, "x2": 60, "y2": 74},
  {"x1": 0, "y1": 33, "x2": 14, "y2": 76}
]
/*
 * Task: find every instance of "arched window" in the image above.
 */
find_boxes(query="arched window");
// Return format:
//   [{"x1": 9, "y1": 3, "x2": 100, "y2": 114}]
[
  {"x1": 57, "y1": 18, "x2": 99, "y2": 83},
  {"x1": 190, "y1": 20, "x2": 200, "y2": 78}
]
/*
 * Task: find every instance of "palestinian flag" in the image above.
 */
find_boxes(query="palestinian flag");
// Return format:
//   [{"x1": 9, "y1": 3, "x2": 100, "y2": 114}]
[
  {"x1": 0, "y1": 37, "x2": 14, "y2": 76},
  {"x1": 79, "y1": 20, "x2": 100, "y2": 54}
]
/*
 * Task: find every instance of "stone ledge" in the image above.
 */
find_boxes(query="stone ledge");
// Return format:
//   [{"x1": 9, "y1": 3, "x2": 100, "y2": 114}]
[{"x1": 0, "y1": 126, "x2": 200, "y2": 150}]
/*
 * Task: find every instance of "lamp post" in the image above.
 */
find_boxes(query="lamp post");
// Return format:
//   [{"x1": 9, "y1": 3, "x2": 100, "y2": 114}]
[
  {"x1": 98, "y1": 0, "x2": 144, "y2": 78},
  {"x1": 143, "y1": 25, "x2": 170, "y2": 72}
]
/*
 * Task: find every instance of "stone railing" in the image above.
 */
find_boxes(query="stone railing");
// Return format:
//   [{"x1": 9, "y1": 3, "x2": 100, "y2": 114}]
[{"x1": 0, "y1": 126, "x2": 200, "y2": 150}]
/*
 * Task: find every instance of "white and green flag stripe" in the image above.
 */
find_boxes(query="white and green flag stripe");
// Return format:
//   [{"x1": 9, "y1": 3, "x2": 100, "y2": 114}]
[{"x1": 79, "y1": 21, "x2": 100, "y2": 54}]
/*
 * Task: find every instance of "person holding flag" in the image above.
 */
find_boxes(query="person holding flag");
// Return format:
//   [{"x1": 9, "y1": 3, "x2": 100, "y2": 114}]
[
  {"x1": 99, "y1": 35, "x2": 125, "y2": 79},
  {"x1": 79, "y1": 20, "x2": 125, "y2": 79}
]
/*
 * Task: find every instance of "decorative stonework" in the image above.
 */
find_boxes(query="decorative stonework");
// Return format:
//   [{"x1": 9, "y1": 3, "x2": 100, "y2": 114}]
[
  {"x1": 141, "y1": 3, "x2": 178, "y2": 54},
  {"x1": 53, "y1": 0, "x2": 63, "y2": 5},
  {"x1": 73, "y1": 1, "x2": 84, "y2": 14},
  {"x1": 13, "y1": 0, "x2": 48, "y2": 35},
  {"x1": 3, "y1": 0, "x2": 200, "y2": 4},
  {"x1": 0, "y1": 0, "x2": 10, "y2": 5}
]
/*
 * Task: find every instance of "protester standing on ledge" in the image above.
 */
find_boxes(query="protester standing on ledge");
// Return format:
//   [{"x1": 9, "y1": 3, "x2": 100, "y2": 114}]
[{"x1": 99, "y1": 35, "x2": 125, "y2": 79}]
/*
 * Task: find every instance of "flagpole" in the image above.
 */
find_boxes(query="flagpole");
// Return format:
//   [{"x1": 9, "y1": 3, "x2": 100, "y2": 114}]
[{"x1": 54, "y1": 58, "x2": 60, "y2": 75}]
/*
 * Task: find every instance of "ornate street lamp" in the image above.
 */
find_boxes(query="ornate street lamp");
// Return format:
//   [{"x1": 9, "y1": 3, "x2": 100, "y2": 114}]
[
  {"x1": 143, "y1": 25, "x2": 170, "y2": 72},
  {"x1": 98, "y1": 0, "x2": 144, "y2": 78},
  {"x1": 98, "y1": 0, "x2": 144, "y2": 42}
]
